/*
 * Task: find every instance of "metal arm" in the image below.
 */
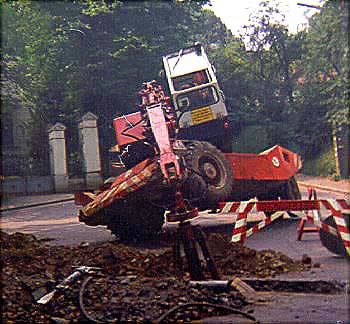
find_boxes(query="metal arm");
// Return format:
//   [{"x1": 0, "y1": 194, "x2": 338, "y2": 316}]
[{"x1": 36, "y1": 266, "x2": 100, "y2": 305}]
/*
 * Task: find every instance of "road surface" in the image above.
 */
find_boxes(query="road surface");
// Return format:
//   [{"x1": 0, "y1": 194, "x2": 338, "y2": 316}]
[
  {"x1": 1, "y1": 186, "x2": 346, "y2": 246},
  {"x1": 1, "y1": 186, "x2": 349, "y2": 324},
  {"x1": 1, "y1": 186, "x2": 349, "y2": 282}
]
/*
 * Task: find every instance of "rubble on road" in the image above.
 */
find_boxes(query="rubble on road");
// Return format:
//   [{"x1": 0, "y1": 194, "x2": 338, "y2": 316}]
[
  {"x1": 1, "y1": 231, "x2": 307, "y2": 322},
  {"x1": 208, "y1": 234, "x2": 305, "y2": 277}
]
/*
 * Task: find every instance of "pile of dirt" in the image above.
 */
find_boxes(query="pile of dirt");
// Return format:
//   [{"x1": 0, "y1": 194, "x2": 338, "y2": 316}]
[
  {"x1": 208, "y1": 233, "x2": 305, "y2": 277},
  {"x1": 1, "y1": 230, "x2": 307, "y2": 322}
]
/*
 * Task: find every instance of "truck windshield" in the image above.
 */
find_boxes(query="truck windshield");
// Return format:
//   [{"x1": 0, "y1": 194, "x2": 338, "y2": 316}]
[
  {"x1": 176, "y1": 86, "x2": 219, "y2": 111},
  {"x1": 172, "y1": 70, "x2": 211, "y2": 91}
]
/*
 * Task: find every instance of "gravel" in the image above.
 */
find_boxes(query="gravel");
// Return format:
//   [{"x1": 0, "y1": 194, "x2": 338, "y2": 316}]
[{"x1": 1, "y1": 230, "x2": 307, "y2": 322}]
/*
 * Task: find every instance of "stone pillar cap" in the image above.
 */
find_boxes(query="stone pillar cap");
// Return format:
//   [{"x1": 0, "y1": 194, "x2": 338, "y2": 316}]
[
  {"x1": 48, "y1": 123, "x2": 66, "y2": 132},
  {"x1": 81, "y1": 112, "x2": 98, "y2": 122}
]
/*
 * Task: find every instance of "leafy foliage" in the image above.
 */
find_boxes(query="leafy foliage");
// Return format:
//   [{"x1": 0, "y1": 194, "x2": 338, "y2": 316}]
[
  {"x1": 2, "y1": 2, "x2": 67, "y2": 174},
  {"x1": 299, "y1": 0, "x2": 349, "y2": 131},
  {"x1": 213, "y1": 0, "x2": 348, "y2": 173},
  {"x1": 2, "y1": 0, "x2": 348, "y2": 177}
]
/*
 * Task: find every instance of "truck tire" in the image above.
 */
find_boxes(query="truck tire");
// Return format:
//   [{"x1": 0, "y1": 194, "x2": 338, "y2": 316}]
[
  {"x1": 319, "y1": 214, "x2": 349, "y2": 258},
  {"x1": 180, "y1": 173, "x2": 208, "y2": 205},
  {"x1": 280, "y1": 176, "x2": 302, "y2": 218},
  {"x1": 258, "y1": 177, "x2": 301, "y2": 201},
  {"x1": 257, "y1": 176, "x2": 301, "y2": 218},
  {"x1": 106, "y1": 198, "x2": 165, "y2": 241},
  {"x1": 280, "y1": 176, "x2": 301, "y2": 200},
  {"x1": 184, "y1": 141, "x2": 233, "y2": 206}
]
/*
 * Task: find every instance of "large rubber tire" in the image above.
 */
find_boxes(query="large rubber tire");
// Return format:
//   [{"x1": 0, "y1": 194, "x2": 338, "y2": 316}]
[
  {"x1": 319, "y1": 214, "x2": 349, "y2": 257},
  {"x1": 280, "y1": 177, "x2": 301, "y2": 200},
  {"x1": 258, "y1": 177, "x2": 301, "y2": 201},
  {"x1": 257, "y1": 176, "x2": 301, "y2": 218},
  {"x1": 106, "y1": 197, "x2": 165, "y2": 242},
  {"x1": 180, "y1": 173, "x2": 208, "y2": 206},
  {"x1": 183, "y1": 141, "x2": 233, "y2": 206}
]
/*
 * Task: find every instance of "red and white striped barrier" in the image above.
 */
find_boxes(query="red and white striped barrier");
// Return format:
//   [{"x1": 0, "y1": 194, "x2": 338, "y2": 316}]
[{"x1": 219, "y1": 198, "x2": 350, "y2": 256}]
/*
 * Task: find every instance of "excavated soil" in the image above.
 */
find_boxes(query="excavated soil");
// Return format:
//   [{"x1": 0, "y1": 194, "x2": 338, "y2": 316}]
[{"x1": 1, "y1": 231, "x2": 309, "y2": 322}]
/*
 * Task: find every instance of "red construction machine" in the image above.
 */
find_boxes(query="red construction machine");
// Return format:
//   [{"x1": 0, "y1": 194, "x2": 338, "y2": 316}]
[{"x1": 75, "y1": 43, "x2": 302, "y2": 240}]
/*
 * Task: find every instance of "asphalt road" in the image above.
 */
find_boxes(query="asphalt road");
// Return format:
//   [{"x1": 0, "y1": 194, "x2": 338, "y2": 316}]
[
  {"x1": 1, "y1": 187, "x2": 349, "y2": 323},
  {"x1": 1, "y1": 186, "x2": 348, "y2": 282},
  {"x1": 1, "y1": 186, "x2": 346, "y2": 246},
  {"x1": 1, "y1": 200, "x2": 111, "y2": 246}
]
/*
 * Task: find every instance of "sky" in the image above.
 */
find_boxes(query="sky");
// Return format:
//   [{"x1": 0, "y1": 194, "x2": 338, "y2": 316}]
[{"x1": 205, "y1": 0, "x2": 324, "y2": 35}]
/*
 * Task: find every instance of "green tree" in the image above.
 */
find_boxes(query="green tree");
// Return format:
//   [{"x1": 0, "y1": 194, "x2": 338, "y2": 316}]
[
  {"x1": 46, "y1": 0, "x2": 231, "y2": 173},
  {"x1": 296, "y1": 0, "x2": 349, "y2": 175},
  {"x1": 300, "y1": 0, "x2": 349, "y2": 132},
  {"x1": 212, "y1": 0, "x2": 303, "y2": 152},
  {"x1": 2, "y1": 0, "x2": 232, "y2": 175},
  {"x1": 1, "y1": 2, "x2": 68, "y2": 174}
]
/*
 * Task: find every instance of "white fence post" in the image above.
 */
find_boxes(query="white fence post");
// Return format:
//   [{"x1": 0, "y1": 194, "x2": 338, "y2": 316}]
[
  {"x1": 48, "y1": 123, "x2": 68, "y2": 192},
  {"x1": 79, "y1": 112, "x2": 102, "y2": 188}
]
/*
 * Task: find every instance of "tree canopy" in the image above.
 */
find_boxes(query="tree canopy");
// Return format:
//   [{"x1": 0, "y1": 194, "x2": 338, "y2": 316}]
[{"x1": 1, "y1": 0, "x2": 348, "y2": 177}]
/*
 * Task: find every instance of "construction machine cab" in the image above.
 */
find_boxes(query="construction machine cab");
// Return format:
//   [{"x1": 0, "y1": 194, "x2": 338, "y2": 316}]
[{"x1": 162, "y1": 43, "x2": 232, "y2": 151}]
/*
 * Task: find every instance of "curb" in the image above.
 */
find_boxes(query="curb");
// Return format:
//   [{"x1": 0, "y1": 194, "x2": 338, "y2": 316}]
[
  {"x1": 297, "y1": 181, "x2": 349, "y2": 195},
  {"x1": 0, "y1": 197, "x2": 75, "y2": 213}
]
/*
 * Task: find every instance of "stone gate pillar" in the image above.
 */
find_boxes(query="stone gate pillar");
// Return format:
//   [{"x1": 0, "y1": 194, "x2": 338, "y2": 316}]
[
  {"x1": 79, "y1": 112, "x2": 102, "y2": 188},
  {"x1": 48, "y1": 123, "x2": 68, "y2": 192}
]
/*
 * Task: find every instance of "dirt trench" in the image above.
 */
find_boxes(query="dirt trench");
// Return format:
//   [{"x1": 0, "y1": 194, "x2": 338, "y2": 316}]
[{"x1": 1, "y1": 231, "x2": 316, "y2": 323}]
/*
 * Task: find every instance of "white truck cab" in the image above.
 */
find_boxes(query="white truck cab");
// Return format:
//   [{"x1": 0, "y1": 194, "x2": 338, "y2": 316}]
[{"x1": 162, "y1": 43, "x2": 231, "y2": 151}]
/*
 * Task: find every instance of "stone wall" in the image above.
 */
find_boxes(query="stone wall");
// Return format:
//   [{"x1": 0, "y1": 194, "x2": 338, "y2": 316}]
[
  {"x1": 1, "y1": 112, "x2": 103, "y2": 195},
  {"x1": 1, "y1": 176, "x2": 53, "y2": 195}
]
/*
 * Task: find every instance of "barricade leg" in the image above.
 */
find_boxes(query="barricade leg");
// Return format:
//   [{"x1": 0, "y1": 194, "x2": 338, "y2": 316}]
[
  {"x1": 297, "y1": 219, "x2": 306, "y2": 240},
  {"x1": 231, "y1": 202, "x2": 255, "y2": 244},
  {"x1": 219, "y1": 194, "x2": 349, "y2": 257},
  {"x1": 297, "y1": 188, "x2": 319, "y2": 240}
]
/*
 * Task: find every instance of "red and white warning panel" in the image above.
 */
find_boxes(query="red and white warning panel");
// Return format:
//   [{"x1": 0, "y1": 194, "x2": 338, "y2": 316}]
[{"x1": 218, "y1": 197, "x2": 350, "y2": 257}]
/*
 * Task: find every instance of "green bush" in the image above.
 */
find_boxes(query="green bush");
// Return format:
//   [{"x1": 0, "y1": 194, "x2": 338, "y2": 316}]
[
  {"x1": 302, "y1": 147, "x2": 336, "y2": 177},
  {"x1": 232, "y1": 125, "x2": 271, "y2": 153}
]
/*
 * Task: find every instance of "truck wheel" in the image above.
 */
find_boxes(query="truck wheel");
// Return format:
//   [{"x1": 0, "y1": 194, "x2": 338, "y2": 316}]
[
  {"x1": 279, "y1": 176, "x2": 302, "y2": 218},
  {"x1": 257, "y1": 176, "x2": 301, "y2": 218},
  {"x1": 259, "y1": 177, "x2": 301, "y2": 201},
  {"x1": 106, "y1": 198, "x2": 165, "y2": 241},
  {"x1": 184, "y1": 141, "x2": 233, "y2": 205},
  {"x1": 280, "y1": 177, "x2": 301, "y2": 200},
  {"x1": 319, "y1": 214, "x2": 349, "y2": 258}
]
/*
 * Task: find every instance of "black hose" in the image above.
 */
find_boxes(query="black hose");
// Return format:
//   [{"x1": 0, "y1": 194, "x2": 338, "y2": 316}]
[
  {"x1": 80, "y1": 275, "x2": 258, "y2": 323},
  {"x1": 79, "y1": 276, "x2": 105, "y2": 323}
]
